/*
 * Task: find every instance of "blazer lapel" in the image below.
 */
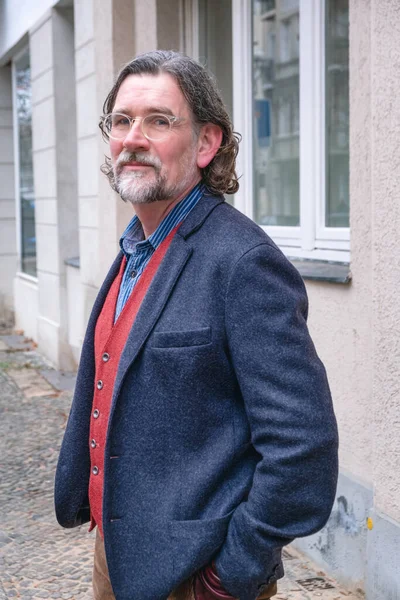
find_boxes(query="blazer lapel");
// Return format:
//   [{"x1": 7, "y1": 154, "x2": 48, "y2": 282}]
[
  {"x1": 111, "y1": 193, "x2": 224, "y2": 408},
  {"x1": 83, "y1": 252, "x2": 124, "y2": 343},
  {"x1": 113, "y1": 233, "x2": 192, "y2": 399},
  {"x1": 109, "y1": 196, "x2": 224, "y2": 406}
]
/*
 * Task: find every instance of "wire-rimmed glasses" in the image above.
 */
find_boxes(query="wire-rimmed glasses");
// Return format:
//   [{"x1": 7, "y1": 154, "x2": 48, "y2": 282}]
[{"x1": 101, "y1": 112, "x2": 185, "y2": 142}]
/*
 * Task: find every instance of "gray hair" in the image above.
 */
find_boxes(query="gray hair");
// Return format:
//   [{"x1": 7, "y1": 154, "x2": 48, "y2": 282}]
[{"x1": 99, "y1": 50, "x2": 240, "y2": 196}]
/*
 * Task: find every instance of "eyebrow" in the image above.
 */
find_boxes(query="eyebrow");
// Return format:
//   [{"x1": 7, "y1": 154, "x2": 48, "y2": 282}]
[{"x1": 112, "y1": 106, "x2": 176, "y2": 116}]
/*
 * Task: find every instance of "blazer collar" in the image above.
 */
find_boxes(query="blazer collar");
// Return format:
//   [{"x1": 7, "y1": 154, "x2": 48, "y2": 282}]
[
  {"x1": 90, "y1": 193, "x2": 225, "y2": 424},
  {"x1": 177, "y1": 193, "x2": 224, "y2": 239}
]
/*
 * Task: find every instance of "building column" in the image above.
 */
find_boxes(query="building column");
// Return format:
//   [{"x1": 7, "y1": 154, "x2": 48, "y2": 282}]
[
  {"x1": 30, "y1": 7, "x2": 78, "y2": 368},
  {"x1": 0, "y1": 65, "x2": 17, "y2": 326}
]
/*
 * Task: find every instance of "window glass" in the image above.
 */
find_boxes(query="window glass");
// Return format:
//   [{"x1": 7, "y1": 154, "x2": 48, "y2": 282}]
[
  {"x1": 198, "y1": 0, "x2": 233, "y2": 118},
  {"x1": 325, "y1": 0, "x2": 349, "y2": 227},
  {"x1": 15, "y1": 52, "x2": 36, "y2": 276},
  {"x1": 198, "y1": 0, "x2": 233, "y2": 204},
  {"x1": 253, "y1": 0, "x2": 300, "y2": 227}
]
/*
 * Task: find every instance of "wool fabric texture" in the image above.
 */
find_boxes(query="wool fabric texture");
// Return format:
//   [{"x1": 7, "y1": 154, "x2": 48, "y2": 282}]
[
  {"x1": 89, "y1": 226, "x2": 180, "y2": 536},
  {"x1": 55, "y1": 193, "x2": 338, "y2": 600},
  {"x1": 115, "y1": 183, "x2": 204, "y2": 320}
]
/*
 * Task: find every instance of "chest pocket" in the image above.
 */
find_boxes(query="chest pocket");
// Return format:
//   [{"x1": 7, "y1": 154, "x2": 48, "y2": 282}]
[{"x1": 151, "y1": 326, "x2": 211, "y2": 348}]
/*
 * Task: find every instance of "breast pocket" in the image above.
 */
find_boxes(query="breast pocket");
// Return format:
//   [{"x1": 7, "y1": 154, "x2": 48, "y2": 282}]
[{"x1": 151, "y1": 326, "x2": 212, "y2": 348}]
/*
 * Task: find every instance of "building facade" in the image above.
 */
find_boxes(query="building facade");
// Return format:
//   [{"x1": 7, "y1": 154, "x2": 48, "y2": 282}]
[{"x1": 0, "y1": 0, "x2": 399, "y2": 597}]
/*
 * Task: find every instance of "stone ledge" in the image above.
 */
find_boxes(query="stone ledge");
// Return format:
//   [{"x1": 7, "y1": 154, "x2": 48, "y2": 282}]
[
  {"x1": 289, "y1": 259, "x2": 351, "y2": 284},
  {"x1": 65, "y1": 256, "x2": 80, "y2": 269}
]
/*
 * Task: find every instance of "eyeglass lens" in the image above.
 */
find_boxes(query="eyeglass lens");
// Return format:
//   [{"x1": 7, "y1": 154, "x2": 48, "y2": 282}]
[{"x1": 105, "y1": 113, "x2": 172, "y2": 140}]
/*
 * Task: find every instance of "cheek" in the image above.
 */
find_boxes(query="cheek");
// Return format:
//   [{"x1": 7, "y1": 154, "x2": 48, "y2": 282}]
[{"x1": 109, "y1": 140, "x2": 122, "y2": 162}]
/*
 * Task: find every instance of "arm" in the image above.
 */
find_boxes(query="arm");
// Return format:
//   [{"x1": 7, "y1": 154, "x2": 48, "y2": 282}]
[{"x1": 214, "y1": 243, "x2": 338, "y2": 600}]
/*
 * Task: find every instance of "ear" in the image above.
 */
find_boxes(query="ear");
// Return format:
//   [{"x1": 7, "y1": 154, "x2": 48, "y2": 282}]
[{"x1": 196, "y1": 124, "x2": 223, "y2": 169}]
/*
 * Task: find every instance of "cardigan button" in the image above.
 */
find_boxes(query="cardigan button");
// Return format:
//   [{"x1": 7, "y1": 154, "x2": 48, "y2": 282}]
[
  {"x1": 97, "y1": 380, "x2": 104, "y2": 390},
  {"x1": 102, "y1": 352, "x2": 110, "y2": 362},
  {"x1": 92, "y1": 466, "x2": 99, "y2": 475},
  {"x1": 93, "y1": 409, "x2": 100, "y2": 419},
  {"x1": 90, "y1": 439, "x2": 97, "y2": 449}
]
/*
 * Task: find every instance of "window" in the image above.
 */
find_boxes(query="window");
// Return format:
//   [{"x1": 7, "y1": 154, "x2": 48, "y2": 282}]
[
  {"x1": 233, "y1": 0, "x2": 350, "y2": 261},
  {"x1": 13, "y1": 50, "x2": 37, "y2": 276}
]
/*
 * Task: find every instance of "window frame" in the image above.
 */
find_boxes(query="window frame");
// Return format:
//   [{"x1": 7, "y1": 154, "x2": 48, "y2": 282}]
[
  {"x1": 233, "y1": 0, "x2": 349, "y2": 262},
  {"x1": 11, "y1": 45, "x2": 38, "y2": 280}
]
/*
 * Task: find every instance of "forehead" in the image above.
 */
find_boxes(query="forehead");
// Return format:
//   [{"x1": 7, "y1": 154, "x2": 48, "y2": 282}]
[{"x1": 113, "y1": 72, "x2": 189, "y2": 114}]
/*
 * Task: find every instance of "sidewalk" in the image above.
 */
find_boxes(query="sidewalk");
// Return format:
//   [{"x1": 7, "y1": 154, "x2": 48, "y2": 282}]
[{"x1": 0, "y1": 331, "x2": 362, "y2": 600}]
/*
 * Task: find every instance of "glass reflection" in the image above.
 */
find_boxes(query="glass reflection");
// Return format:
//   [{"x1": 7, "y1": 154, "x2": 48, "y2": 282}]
[
  {"x1": 325, "y1": 0, "x2": 349, "y2": 227},
  {"x1": 253, "y1": 0, "x2": 300, "y2": 227},
  {"x1": 15, "y1": 52, "x2": 36, "y2": 276}
]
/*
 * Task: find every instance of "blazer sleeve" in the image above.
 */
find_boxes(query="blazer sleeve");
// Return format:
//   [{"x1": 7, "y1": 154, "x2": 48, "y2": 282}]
[{"x1": 214, "y1": 242, "x2": 339, "y2": 600}]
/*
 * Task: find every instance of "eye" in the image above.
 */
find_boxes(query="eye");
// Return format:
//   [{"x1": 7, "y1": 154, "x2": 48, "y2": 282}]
[
  {"x1": 147, "y1": 114, "x2": 170, "y2": 128},
  {"x1": 112, "y1": 114, "x2": 130, "y2": 127}
]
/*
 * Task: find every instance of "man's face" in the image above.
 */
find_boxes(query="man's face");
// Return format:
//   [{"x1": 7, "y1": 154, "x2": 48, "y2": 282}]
[{"x1": 109, "y1": 72, "x2": 201, "y2": 204}]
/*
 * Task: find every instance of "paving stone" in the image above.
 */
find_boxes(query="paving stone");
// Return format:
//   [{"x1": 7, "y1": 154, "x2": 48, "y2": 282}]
[
  {"x1": 39, "y1": 369, "x2": 77, "y2": 392},
  {"x1": 7, "y1": 368, "x2": 57, "y2": 398},
  {"x1": 0, "y1": 334, "x2": 35, "y2": 351}
]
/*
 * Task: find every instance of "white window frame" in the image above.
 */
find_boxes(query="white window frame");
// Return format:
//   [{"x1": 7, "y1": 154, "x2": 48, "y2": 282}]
[
  {"x1": 233, "y1": 0, "x2": 350, "y2": 262},
  {"x1": 12, "y1": 45, "x2": 38, "y2": 281}
]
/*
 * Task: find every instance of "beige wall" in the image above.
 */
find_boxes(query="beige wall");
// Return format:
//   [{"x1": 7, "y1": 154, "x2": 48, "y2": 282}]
[
  {"x1": 304, "y1": 0, "x2": 400, "y2": 526},
  {"x1": 297, "y1": 4, "x2": 400, "y2": 593},
  {"x1": 369, "y1": 0, "x2": 400, "y2": 521}
]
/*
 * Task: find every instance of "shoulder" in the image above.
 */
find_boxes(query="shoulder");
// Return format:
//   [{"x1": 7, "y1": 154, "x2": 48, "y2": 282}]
[
  {"x1": 199, "y1": 198, "x2": 307, "y2": 297},
  {"x1": 192, "y1": 197, "x2": 281, "y2": 259}
]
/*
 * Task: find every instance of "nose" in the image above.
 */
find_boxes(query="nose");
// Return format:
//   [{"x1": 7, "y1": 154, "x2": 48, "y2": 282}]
[{"x1": 122, "y1": 118, "x2": 150, "y2": 152}]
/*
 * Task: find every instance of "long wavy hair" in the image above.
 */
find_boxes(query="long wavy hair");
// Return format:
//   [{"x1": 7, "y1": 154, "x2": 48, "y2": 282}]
[{"x1": 99, "y1": 50, "x2": 241, "y2": 196}]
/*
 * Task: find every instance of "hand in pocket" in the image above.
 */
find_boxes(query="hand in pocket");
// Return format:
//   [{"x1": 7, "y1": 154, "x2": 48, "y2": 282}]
[{"x1": 194, "y1": 564, "x2": 237, "y2": 600}]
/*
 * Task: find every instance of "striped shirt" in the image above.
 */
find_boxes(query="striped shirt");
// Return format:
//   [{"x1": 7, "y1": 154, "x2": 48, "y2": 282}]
[{"x1": 115, "y1": 182, "x2": 204, "y2": 321}]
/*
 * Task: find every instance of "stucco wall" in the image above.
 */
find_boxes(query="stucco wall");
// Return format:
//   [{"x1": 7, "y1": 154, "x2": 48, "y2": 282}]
[
  {"x1": 306, "y1": 0, "x2": 400, "y2": 523},
  {"x1": 369, "y1": 0, "x2": 400, "y2": 524},
  {"x1": 297, "y1": 1, "x2": 400, "y2": 594}
]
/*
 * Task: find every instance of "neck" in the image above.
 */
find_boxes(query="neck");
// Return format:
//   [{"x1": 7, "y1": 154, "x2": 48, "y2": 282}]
[{"x1": 133, "y1": 179, "x2": 201, "y2": 238}]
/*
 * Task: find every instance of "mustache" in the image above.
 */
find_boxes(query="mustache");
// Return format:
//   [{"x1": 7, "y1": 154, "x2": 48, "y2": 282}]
[{"x1": 115, "y1": 151, "x2": 161, "y2": 172}]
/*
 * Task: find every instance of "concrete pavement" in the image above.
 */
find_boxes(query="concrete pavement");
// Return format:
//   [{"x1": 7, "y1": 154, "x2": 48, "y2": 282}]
[{"x1": 0, "y1": 330, "x2": 362, "y2": 600}]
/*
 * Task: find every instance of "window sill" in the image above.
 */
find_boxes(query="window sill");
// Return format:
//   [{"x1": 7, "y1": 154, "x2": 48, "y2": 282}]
[
  {"x1": 16, "y1": 271, "x2": 38, "y2": 284},
  {"x1": 65, "y1": 257, "x2": 80, "y2": 269},
  {"x1": 288, "y1": 258, "x2": 351, "y2": 284}
]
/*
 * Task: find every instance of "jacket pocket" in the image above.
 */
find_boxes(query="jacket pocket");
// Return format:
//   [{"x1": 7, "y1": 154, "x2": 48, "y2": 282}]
[
  {"x1": 151, "y1": 326, "x2": 212, "y2": 348},
  {"x1": 168, "y1": 511, "x2": 234, "y2": 585}
]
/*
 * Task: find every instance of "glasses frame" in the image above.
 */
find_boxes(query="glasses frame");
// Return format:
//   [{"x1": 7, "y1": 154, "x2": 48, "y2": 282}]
[{"x1": 100, "y1": 112, "x2": 185, "y2": 142}]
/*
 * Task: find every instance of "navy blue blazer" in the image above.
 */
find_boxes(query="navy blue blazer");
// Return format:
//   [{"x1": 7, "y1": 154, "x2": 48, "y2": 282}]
[{"x1": 55, "y1": 194, "x2": 338, "y2": 600}]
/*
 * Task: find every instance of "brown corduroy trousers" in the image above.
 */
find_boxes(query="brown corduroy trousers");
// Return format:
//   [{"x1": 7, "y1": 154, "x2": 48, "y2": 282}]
[
  {"x1": 92, "y1": 529, "x2": 194, "y2": 600},
  {"x1": 92, "y1": 529, "x2": 277, "y2": 600}
]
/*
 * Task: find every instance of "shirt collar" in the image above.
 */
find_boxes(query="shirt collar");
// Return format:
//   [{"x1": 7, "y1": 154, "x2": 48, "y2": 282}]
[{"x1": 119, "y1": 182, "x2": 205, "y2": 258}]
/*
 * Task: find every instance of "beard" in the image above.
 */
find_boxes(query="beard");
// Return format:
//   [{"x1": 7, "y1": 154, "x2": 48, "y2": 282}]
[{"x1": 113, "y1": 149, "x2": 198, "y2": 205}]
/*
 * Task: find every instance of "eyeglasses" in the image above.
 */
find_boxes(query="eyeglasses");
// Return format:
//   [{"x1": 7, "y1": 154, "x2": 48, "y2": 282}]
[{"x1": 101, "y1": 112, "x2": 185, "y2": 141}]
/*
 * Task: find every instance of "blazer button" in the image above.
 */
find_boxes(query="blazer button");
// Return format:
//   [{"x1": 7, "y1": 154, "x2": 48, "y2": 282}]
[
  {"x1": 102, "y1": 352, "x2": 110, "y2": 362},
  {"x1": 92, "y1": 466, "x2": 99, "y2": 475},
  {"x1": 93, "y1": 409, "x2": 100, "y2": 419},
  {"x1": 97, "y1": 380, "x2": 104, "y2": 390},
  {"x1": 90, "y1": 439, "x2": 97, "y2": 449}
]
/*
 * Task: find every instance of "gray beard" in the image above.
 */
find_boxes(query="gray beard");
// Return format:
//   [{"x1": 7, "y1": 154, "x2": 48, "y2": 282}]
[
  {"x1": 113, "y1": 150, "x2": 198, "y2": 205},
  {"x1": 115, "y1": 169, "x2": 176, "y2": 204}
]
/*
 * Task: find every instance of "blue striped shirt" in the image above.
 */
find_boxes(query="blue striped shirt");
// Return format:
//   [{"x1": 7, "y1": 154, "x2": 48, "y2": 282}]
[{"x1": 115, "y1": 183, "x2": 204, "y2": 321}]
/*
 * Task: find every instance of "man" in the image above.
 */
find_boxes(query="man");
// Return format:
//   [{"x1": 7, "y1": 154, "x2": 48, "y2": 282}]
[{"x1": 55, "y1": 50, "x2": 338, "y2": 600}]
